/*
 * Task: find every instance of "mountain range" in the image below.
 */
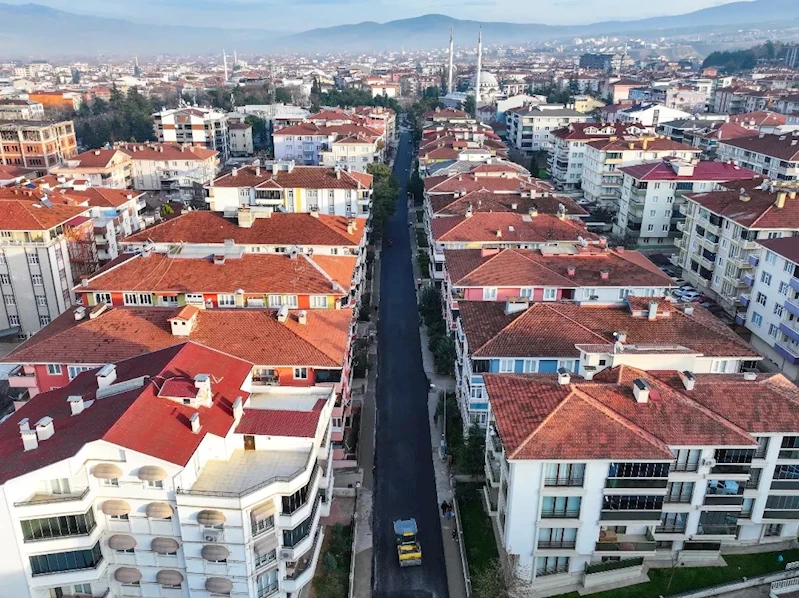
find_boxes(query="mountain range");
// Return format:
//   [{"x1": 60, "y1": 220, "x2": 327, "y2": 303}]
[{"x1": 0, "y1": 0, "x2": 798, "y2": 57}]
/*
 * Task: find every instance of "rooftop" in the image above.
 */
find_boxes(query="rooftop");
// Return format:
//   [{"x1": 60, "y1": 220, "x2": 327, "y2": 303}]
[
  {"x1": 0, "y1": 197, "x2": 89, "y2": 231},
  {"x1": 619, "y1": 160, "x2": 759, "y2": 182},
  {"x1": 210, "y1": 164, "x2": 372, "y2": 190},
  {"x1": 720, "y1": 133, "x2": 799, "y2": 161},
  {"x1": 115, "y1": 142, "x2": 218, "y2": 162},
  {"x1": 587, "y1": 137, "x2": 700, "y2": 152},
  {"x1": 190, "y1": 448, "x2": 310, "y2": 495},
  {"x1": 757, "y1": 236, "x2": 799, "y2": 266},
  {"x1": 430, "y1": 212, "x2": 597, "y2": 244},
  {"x1": 429, "y1": 191, "x2": 588, "y2": 218},
  {"x1": 687, "y1": 181, "x2": 799, "y2": 229}
]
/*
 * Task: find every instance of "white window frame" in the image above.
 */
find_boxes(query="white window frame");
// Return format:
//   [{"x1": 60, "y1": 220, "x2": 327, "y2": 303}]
[
  {"x1": 293, "y1": 367, "x2": 308, "y2": 380},
  {"x1": 218, "y1": 294, "x2": 236, "y2": 307},
  {"x1": 68, "y1": 365, "x2": 91, "y2": 380},
  {"x1": 46, "y1": 364, "x2": 62, "y2": 375},
  {"x1": 543, "y1": 288, "x2": 557, "y2": 301},
  {"x1": 498, "y1": 359, "x2": 514, "y2": 373},
  {"x1": 311, "y1": 296, "x2": 327, "y2": 309},
  {"x1": 94, "y1": 292, "x2": 111, "y2": 304},
  {"x1": 482, "y1": 287, "x2": 498, "y2": 301},
  {"x1": 185, "y1": 293, "x2": 204, "y2": 305}
]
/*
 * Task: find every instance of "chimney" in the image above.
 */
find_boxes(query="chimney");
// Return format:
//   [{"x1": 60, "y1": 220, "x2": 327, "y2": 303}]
[
  {"x1": 615, "y1": 331, "x2": 627, "y2": 343},
  {"x1": 74, "y1": 306, "x2": 87, "y2": 321},
  {"x1": 557, "y1": 367, "x2": 571, "y2": 386},
  {"x1": 647, "y1": 301, "x2": 658, "y2": 321},
  {"x1": 511, "y1": 202, "x2": 518, "y2": 210},
  {"x1": 743, "y1": 371, "x2": 757, "y2": 381},
  {"x1": 678, "y1": 371, "x2": 696, "y2": 391},
  {"x1": 35, "y1": 416, "x2": 55, "y2": 441},
  {"x1": 94, "y1": 150, "x2": 100, "y2": 155},
  {"x1": 599, "y1": 270, "x2": 609, "y2": 280},
  {"x1": 529, "y1": 207, "x2": 538, "y2": 218},
  {"x1": 567, "y1": 266, "x2": 576, "y2": 277},
  {"x1": 298, "y1": 310, "x2": 308, "y2": 325},
  {"x1": 632, "y1": 378, "x2": 650, "y2": 403},
  {"x1": 465, "y1": 204, "x2": 473, "y2": 218},
  {"x1": 190, "y1": 412, "x2": 201, "y2": 434},
  {"x1": 255, "y1": 166, "x2": 261, "y2": 176},
  {"x1": 213, "y1": 254, "x2": 226, "y2": 265},
  {"x1": 310, "y1": 208, "x2": 319, "y2": 218},
  {"x1": 194, "y1": 373, "x2": 212, "y2": 406},
  {"x1": 96, "y1": 364, "x2": 117, "y2": 389},
  {"x1": 496, "y1": 229, "x2": 502, "y2": 238},
  {"x1": 776, "y1": 191, "x2": 788, "y2": 209},
  {"x1": 232, "y1": 396, "x2": 244, "y2": 423},
  {"x1": 21, "y1": 427, "x2": 38, "y2": 451},
  {"x1": 68, "y1": 395, "x2": 85, "y2": 415},
  {"x1": 505, "y1": 298, "x2": 529, "y2": 315},
  {"x1": 232, "y1": 167, "x2": 238, "y2": 177},
  {"x1": 277, "y1": 305, "x2": 289, "y2": 323}
]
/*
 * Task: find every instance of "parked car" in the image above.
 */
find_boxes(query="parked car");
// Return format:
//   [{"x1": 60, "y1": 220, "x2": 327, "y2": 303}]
[{"x1": 680, "y1": 291, "x2": 702, "y2": 302}]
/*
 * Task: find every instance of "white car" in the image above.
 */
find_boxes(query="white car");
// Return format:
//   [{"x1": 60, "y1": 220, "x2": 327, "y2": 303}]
[{"x1": 680, "y1": 291, "x2": 702, "y2": 302}]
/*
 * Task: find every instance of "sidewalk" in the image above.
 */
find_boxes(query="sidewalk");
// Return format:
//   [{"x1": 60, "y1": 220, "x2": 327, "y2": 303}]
[
  {"x1": 410, "y1": 203, "x2": 469, "y2": 598},
  {"x1": 351, "y1": 254, "x2": 380, "y2": 598}
]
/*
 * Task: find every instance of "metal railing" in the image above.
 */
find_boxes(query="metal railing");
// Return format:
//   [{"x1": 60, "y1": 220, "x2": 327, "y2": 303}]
[
  {"x1": 538, "y1": 540, "x2": 576, "y2": 549},
  {"x1": 536, "y1": 563, "x2": 570, "y2": 577},
  {"x1": 14, "y1": 487, "x2": 90, "y2": 507},
  {"x1": 544, "y1": 477, "x2": 584, "y2": 487},
  {"x1": 541, "y1": 509, "x2": 580, "y2": 519},
  {"x1": 585, "y1": 557, "x2": 643, "y2": 575}
]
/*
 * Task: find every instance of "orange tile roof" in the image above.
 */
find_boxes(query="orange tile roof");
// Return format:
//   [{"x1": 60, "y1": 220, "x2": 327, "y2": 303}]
[
  {"x1": 4, "y1": 306, "x2": 353, "y2": 368},
  {"x1": 0, "y1": 198, "x2": 89, "y2": 231},
  {"x1": 430, "y1": 212, "x2": 596, "y2": 244},
  {"x1": 116, "y1": 142, "x2": 218, "y2": 161},
  {"x1": 688, "y1": 182, "x2": 799, "y2": 229},
  {"x1": 429, "y1": 191, "x2": 588, "y2": 218},
  {"x1": 66, "y1": 149, "x2": 128, "y2": 168},
  {"x1": 210, "y1": 165, "x2": 372, "y2": 190},
  {"x1": 79, "y1": 252, "x2": 355, "y2": 295},
  {"x1": 125, "y1": 211, "x2": 364, "y2": 246}
]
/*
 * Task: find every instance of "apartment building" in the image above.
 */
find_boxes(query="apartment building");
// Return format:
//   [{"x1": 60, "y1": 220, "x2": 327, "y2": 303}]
[
  {"x1": 28, "y1": 91, "x2": 82, "y2": 112},
  {"x1": 482, "y1": 367, "x2": 799, "y2": 595},
  {"x1": 717, "y1": 133, "x2": 799, "y2": 182},
  {"x1": 506, "y1": 105, "x2": 589, "y2": 153},
  {"x1": 548, "y1": 123, "x2": 650, "y2": 191},
  {"x1": 229, "y1": 121, "x2": 254, "y2": 157},
  {"x1": 122, "y1": 210, "x2": 366, "y2": 258},
  {"x1": 0, "y1": 196, "x2": 91, "y2": 338},
  {"x1": 615, "y1": 160, "x2": 758, "y2": 248},
  {"x1": 115, "y1": 142, "x2": 219, "y2": 194},
  {"x1": 675, "y1": 181, "x2": 799, "y2": 316},
  {"x1": 455, "y1": 297, "x2": 759, "y2": 427},
  {"x1": 204, "y1": 163, "x2": 372, "y2": 219},
  {"x1": 739, "y1": 236, "x2": 799, "y2": 379},
  {"x1": 441, "y1": 245, "x2": 672, "y2": 329},
  {"x1": 711, "y1": 86, "x2": 758, "y2": 114},
  {"x1": 272, "y1": 123, "x2": 381, "y2": 171},
  {"x1": 774, "y1": 94, "x2": 799, "y2": 116},
  {"x1": 49, "y1": 149, "x2": 132, "y2": 189},
  {"x1": 615, "y1": 103, "x2": 693, "y2": 128},
  {"x1": 427, "y1": 212, "x2": 598, "y2": 284},
  {"x1": 0, "y1": 120, "x2": 78, "y2": 169},
  {"x1": 153, "y1": 107, "x2": 230, "y2": 162},
  {"x1": 0, "y1": 341, "x2": 333, "y2": 598},
  {"x1": 0, "y1": 100, "x2": 44, "y2": 121},
  {"x1": 581, "y1": 138, "x2": 701, "y2": 208},
  {"x1": 729, "y1": 112, "x2": 788, "y2": 134}
]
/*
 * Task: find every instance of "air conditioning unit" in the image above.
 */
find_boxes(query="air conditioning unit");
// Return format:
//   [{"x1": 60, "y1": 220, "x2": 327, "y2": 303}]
[
  {"x1": 204, "y1": 529, "x2": 223, "y2": 543},
  {"x1": 702, "y1": 458, "x2": 717, "y2": 468},
  {"x1": 280, "y1": 550, "x2": 293, "y2": 559}
]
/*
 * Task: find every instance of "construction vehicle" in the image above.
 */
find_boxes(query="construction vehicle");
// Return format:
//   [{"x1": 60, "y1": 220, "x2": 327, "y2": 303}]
[{"x1": 394, "y1": 518, "x2": 422, "y2": 567}]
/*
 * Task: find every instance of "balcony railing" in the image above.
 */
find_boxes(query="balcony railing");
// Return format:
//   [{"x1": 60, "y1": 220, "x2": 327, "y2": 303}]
[
  {"x1": 663, "y1": 494, "x2": 693, "y2": 504},
  {"x1": 605, "y1": 478, "x2": 669, "y2": 489},
  {"x1": 763, "y1": 510, "x2": 799, "y2": 520},
  {"x1": 703, "y1": 495, "x2": 744, "y2": 506},
  {"x1": 770, "y1": 480, "x2": 799, "y2": 490},
  {"x1": 257, "y1": 581, "x2": 280, "y2": 598},
  {"x1": 541, "y1": 509, "x2": 581, "y2": 519},
  {"x1": 671, "y1": 462, "x2": 700, "y2": 473},
  {"x1": 14, "y1": 487, "x2": 91, "y2": 507},
  {"x1": 710, "y1": 464, "x2": 751, "y2": 476},
  {"x1": 655, "y1": 523, "x2": 687, "y2": 534},
  {"x1": 536, "y1": 563, "x2": 570, "y2": 577},
  {"x1": 779, "y1": 449, "x2": 799, "y2": 460},
  {"x1": 585, "y1": 557, "x2": 643, "y2": 575},
  {"x1": 683, "y1": 541, "x2": 721, "y2": 551},
  {"x1": 545, "y1": 477, "x2": 584, "y2": 487},
  {"x1": 538, "y1": 540, "x2": 576, "y2": 549},
  {"x1": 600, "y1": 510, "x2": 662, "y2": 521}
]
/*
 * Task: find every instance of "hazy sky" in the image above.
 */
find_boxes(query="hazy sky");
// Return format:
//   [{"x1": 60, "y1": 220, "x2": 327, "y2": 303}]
[{"x1": 11, "y1": 0, "x2": 741, "y2": 31}]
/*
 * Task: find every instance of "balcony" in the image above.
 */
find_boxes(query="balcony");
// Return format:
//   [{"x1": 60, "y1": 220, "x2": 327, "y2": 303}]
[
  {"x1": 605, "y1": 478, "x2": 669, "y2": 490},
  {"x1": 780, "y1": 322, "x2": 799, "y2": 344},
  {"x1": 770, "y1": 480, "x2": 799, "y2": 490},
  {"x1": 703, "y1": 495, "x2": 744, "y2": 507},
  {"x1": 735, "y1": 312, "x2": 747, "y2": 326},
  {"x1": 775, "y1": 341, "x2": 799, "y2": 366},
  {"x1": 538, "y1": 540, "x2": 576, "y2": 550},
  {"x1": 655, "y1": 523, "x2": 687, "y2": 534},
  {"x1": 600, "y1": 510, "x2": 662, "y2": 522},
  {"x1": 700, "y1": 255, "x2": 716, "y2": 270},
  {"x1": 669, "y1": 253, "x2": 683, "y2": 267},
  {"x1": 584, "y1": 557, "x2": 644, "y2": 576},
  {"x1": 695, "y1": 524, "x2": 738, "y2": 537},
  {"x1": 700, "y1": 237, "x2": 719, "y2": 252},
  {"x1": 763, "y1": 510, "x2": 799, "y2": 520},
  {"x1": 790, "y1": 278, "x2": 799, "y2": 294},
  {"x1": 784, "y1": 298, "x2": 799, "y2": 318},
  {"x1": 673, "y1": 238, "x2": 683, "y2": 250},
  {"x1": 594, "y1": 530, "x2": 656, "y2": 554},
  {"x1": 14, "y1": 487, "x2": 90, "y2": 507},
  {"x1": 748, "y1": 254, "x2": 759, "y2": 268},
  {"x1": 663, "y1": 493, "x2": 693, "y2": 504},
  {"x1": 283, "y1": 529, "x2": 323, "y2": 593},
  {"x1": 485, "y1": 453, "x2": 501, "y2": 488},
  {"x1": 541, "y1": 509, "x2": 581, "y2": 519},
  {"x1": 710, "y1": 464, "x2": 751, "y2": 477},
  {"x1": 545, "y1": 477, "x2": 584, "y2": 488},
  {"x1": 676, "y1": 221, "x2": 685, "y2": 232},
  {"x1": 8, "y1": 366, "x2": 38, "y2": 389},
  {"x1": 778, "y1": 449, "x2": 799, "y2": 460}
]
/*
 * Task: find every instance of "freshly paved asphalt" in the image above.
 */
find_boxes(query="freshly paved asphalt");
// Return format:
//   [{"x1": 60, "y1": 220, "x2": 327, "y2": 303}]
[{"x1": 372, "y1": 130, "x2": 449, "y2": 598}]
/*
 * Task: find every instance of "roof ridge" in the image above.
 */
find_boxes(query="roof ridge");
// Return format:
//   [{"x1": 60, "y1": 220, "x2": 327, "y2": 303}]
[
  {"x1": 303, "y1": 252, "x2": 343, "y2": 292},
  {"x1": 509, "y1": 386, "x2": 578, "y2": 459},
  {"x1": 536, "y1": 303, "x2": 609, "y2": 343}
]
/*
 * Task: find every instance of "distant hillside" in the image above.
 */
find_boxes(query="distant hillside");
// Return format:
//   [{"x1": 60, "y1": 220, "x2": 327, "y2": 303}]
[{"x1": 1, "y1": 0, "x2": 799, "y2": 56}]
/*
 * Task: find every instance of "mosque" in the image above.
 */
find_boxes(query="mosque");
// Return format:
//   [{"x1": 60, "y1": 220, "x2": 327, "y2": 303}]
[{"x1": 439, "y1": 29, "x2": 503, "y2": 109}]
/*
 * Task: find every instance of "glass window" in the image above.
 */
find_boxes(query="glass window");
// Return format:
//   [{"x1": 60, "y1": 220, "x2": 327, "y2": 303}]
[
  {"x1": 254, "y1": 548, "x2": 277, "y2": 569},
  {"x1": 752, "y1": 312, "x2": 763, "y2": 326},
  {"x1": 46, "y1": 364, "x2": 62, "y2": 375},
  {"x1": 28, "y1": 542, "x2": 101, "y2": 576},
  {"x1": 252, "y1": 515, "x2": 275, "y2": 537},
  {"x1": 293, "y1": 367, "x2": 308, "y2": 380},
  {"x1": 498, "y1": 359, "x2": 514, "y2": 373},
  {"x1": 482, "y1": 287, "x2": 497, "y2": 300},
  {"x1": 94, "y1": 292, "x2": 111, "y2": 304},
  {"x1": 218, "y1": 294, "x2": 236, "y2": 307},
  {"x1": 39, "y1": 315, "x2": 50, "y2": 326},
  {"x1": 311, "y1": 296, "x2": 328, "y2": 309},
  {"x1": 543, "y1": 288, "x2": 557, "y2": 301},
  {"x1": 67, "y1": 365, "x2": 90, "y2": 380}
]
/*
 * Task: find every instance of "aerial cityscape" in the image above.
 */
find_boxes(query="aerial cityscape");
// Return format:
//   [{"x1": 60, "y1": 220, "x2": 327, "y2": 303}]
[{"x1": 3, "y1": 1, "x2": 799, "y2": 597}]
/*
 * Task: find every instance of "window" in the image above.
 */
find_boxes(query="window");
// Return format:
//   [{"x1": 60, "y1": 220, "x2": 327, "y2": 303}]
[
  {"x1": 779, "y1": 282, "x2": 789, "y2": 296},
  {"x1": 218, "y1": 294, "x2": 236, "y2": 307},
  {"x1": 68, "y1": 365, "x2": 91, "y2": 380},
  {"x1": 764, "y1": 523, "x2": 783, "y2": 537},
  {"x1": 583, "y1": 288, "x2": 597, "y2": 299},
  {"x1": 769, "y1": 324, "x2": 779, "y2": 338},
  {"x1": 558, "y1": 359, "x2": 577, "y2": 373},
  {"x1": 752, "y1": 312, "x2": 763, "y2": 326},
  {"x1": 665, "y1": 481, "x2": 694, "y2": 502},
  {"x1": 775, "y1": 303, "x2": 784, "y2": 317},
  {"x1": 761, "y1": 272, "x2": 772, "y2": 286},
  {"x1": 31, "y1": 274, "x2": 43, "y2": 286},
  {"x1": 545, "y1": 463, "x2": 585, "y2": 486},
  {"x1": 28, "y1": 542, "x2": 103, "y2": 576},
  {"x1": 711, "y1": 359, "x2": 729, "y2": 373},
  {"x1": 9, "y1": 314, "x2": 19, "y2": 326},
  {"x1": 523, "y1": 359, "x2": 537, "y2": 373},
  {"x1": 519, "y1": 288, "x2": 533, "y2": 299},
  {"x1": 765, "y1": 251, "x2": 777, "y2": 265},
  {"x1": 293, "y1": 367, "x2": 308, "y2": 380},
  {"x1": 543, "y1": 288, "x2": 557, "y2": 301},
  {"x1": 94, "y1": 292, "x2": 111, "y2": 304},
  {"x1": 4, "y1": 294, "x2": 15, "y2": 305},
  {"x1": 46, "y1": 364, "x2": 62, "y2": 375},
  {"x1": 21, "y1": 509, "x2": 96, "y2": 541},
  {"x1": 109, "y1": 511, "x2": 127, "y2": 519},
  {"x1": 541, "y1": 496, "x2": 581, "y2": 518},
  {"x1": 482, "y1": 287, "x2": 497, "y2": 300},
  {"x1": 254, "y1": 547, "x2": 277, "y2": 569},
  {"x1": 160, "y1": 295, "x2": 178, "y2": 306},
  {"x1": 498, "y1": 359, "x2": 514, "y2": 373},
  {"x1": 538, "y1": 527, "x2": 577, "y2": 549},
  {"x1": 146, "y1": 480, "x2": 163, "y2": 489},
  {"x1": 785, "y1": 260, "x2": 795, "y2": 273},
  {"x1": 185, "y1": 293, "x2": 204, "y2": 305},
  {"x1": 0, "y1": 274, "x2": 9, "y2": 285},
  {"x1": 123, "y1": 293, "x2": 153, "y2": 306},
  {"x1": 27, "y1": 252, "x2": 39, "y2": 265},
  {"x1": 310, "y1": 296, "x2": 327, "y2": 309},
  {"x1": 252, "y1": 514, "x2": 275, "y2": 538},
  {"x1": 756, "y1": 292, "x2": 767, "y2": 306},
  {"x1": 536, "y1": 556, "x2": 570, "y2": 576},
  {"x1": 36, "y1": 296, "x2": 47, "y2": 307},
  {"x1": 73, "y1": 585, "x2": 92, "y2": 595}
]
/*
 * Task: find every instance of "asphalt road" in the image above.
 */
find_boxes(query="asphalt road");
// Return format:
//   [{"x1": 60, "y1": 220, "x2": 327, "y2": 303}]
[{"x1": 372, "y1": 130, "x2": 449, "y2": 598}]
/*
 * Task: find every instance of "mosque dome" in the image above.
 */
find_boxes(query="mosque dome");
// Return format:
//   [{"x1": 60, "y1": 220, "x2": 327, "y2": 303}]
[{"x1": 470, "y1": 71, "x2": 499, "y2": 88}]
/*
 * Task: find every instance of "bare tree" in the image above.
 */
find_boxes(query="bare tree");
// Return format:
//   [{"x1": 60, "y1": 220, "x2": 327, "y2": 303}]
[{"x1": 471, "y1": 556, "x2": 531, "y2": 598}]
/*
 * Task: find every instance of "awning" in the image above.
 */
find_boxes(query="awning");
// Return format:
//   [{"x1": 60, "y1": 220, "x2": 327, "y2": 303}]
[
  {"x1": 108, "y1": 534, "x2": 137, "y2": 550},
  {"x1": 92, "y1": 463, "x2": 122, "y2": 479},
  {"x1": 146, "y1": 501, "x2": 173, "y2": 519},
  {"x1": 205, "y1": 577, "x2": 233, "y2": 594},
  {"x1": 114, "y1": 567, "x2": 142, "y2": 583},
  {"x1": 201, "y1": 544, "x2": 230, "y2": 561},
  {"x1": 137, "y1": 465, "x2": 167, "y2": 481},
  {"x1": 101, "y1": 499, "x2": 131, "y2": 516},
  {"x1": 251, "y1": 500, "x2": 275, "y2": 522},
  {"x1": 254, "y1": 534, "x2": 279, "y2": 556},
  {"x1": 197, "y1": 509, "x2": 225, "y2": 526},
  {"x1": 151, "y1": 537, "x2": 179, "y2": 555},
  {"x1": 156, "y1": 570, "x2": 184, "y2": 586}
]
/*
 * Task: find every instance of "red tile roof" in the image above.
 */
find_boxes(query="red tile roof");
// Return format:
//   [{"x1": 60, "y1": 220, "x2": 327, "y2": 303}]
[
  {"x1": 729, "y1": 111, "x2": 787, "y2": 127},
  {"x1": 4, "y1": 306, "x2": 354, "y2": 368},
  {"x1": 459, "y1": 299, "x2": 757, "y2": 359},
  {"x1": 720, "y1": 133, "x2": 799, "y2": 161},
  {"x1": 125, "y1": 211, "x2": 364, "y2": 246},
  {"x1": 430, "y1": 212, "x2": 597, "y2": 244},
  {"x1": 552, "y1": 122, "x2": 646, "y2": 141},
  {"x1": 445, "y1": 247, "x2": 672, "y2": 288},
  {"x1": 485, "y1": 368, "x2": 761, "y2": 461},
  {"x1": 587, "y1": 138, "x2": 700, "y2": 152},
  {"x1": 235, "y1": 398, "x2": 327, "y2": 438},
  {"x1": 688, "y1": 182, "x2": 799, "y2": 229},
  {"x1": 0, "y1": 342, "x2": 253, "y2": 483},
  {"x1": 79, "y1": 252, "x2": 355, "y2": 295},
  {"x1": 210, "y1": 165, "x2": 371, "y2": 190},
  {"x1": 0, "y1": 197, "x2": 89, "y2": 231},
  {"x1": 619, "y1": 160, "x2": 758, "y2": 182},
  {"x1": 429, "y1": 191, "x2": 588, "y2": 218},
  {"x1": 65, "y1": 149, "x2": 129, "y2": 169},
  {"x1": 116, "y1": 142, "x2": 218, "y2": 162}
]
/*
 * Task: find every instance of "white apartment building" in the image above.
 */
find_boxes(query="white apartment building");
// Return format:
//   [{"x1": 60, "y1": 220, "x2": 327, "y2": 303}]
[
  {"x1": 229, "y1": 122, "x2": 254, "y2": 157},
  {"x1": 506, "y1": 105, "x2": 588, "y2": 153},
  {"x1": 204, "y1": 163, "x2": 373, "y2": 219},
  {"x1": 740, "y1": 236, "x2": 799, "y2": 380},
  {"x1": 616, "y1": 103, "x2": 693, "y2": 128},
  {"x1": 675, "y1": 182, "x2": 799, "y2": 316},
  {"x1": 717, "y1": 133, "x2": 799, "y2": 182},
  {"x1": 615, "y1": 160, "x2": 758, "y2": 248},
  {"x1": 0, "y1": 342, "x2": 333, "y2": 598},
  {"x1": 548, "y1": 123, "x2": 650, "y2": 191},
  {"x1": 483, "y1": 369, "x2": 799, "y2": 596},
  {"x1": 0, "y1": 197, "x2": 90, "y2": 338},
  {"x1": 0, "y1": 100, "x2": 44, "y2": 121},
  {"x1": 272, "y1": 123, "x2": 381, "y2": 172},
  {"x1": 50, "y1": 149, "x2": 133, "y2": 189},
  {"x1": 153, "y1": 107, "x2": 230, "y2": 163},
  {"x1": 582, "y1": 138, "x2": 701, "y2": 208},
  {"x1": 115, "y1": 143, "x2": 220, "y2": 196},
  {"x1": 320, "y1": 136, "x2": 380, "y2": 171}
]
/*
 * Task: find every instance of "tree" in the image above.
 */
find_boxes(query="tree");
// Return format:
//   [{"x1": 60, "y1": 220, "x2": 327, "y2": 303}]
[
  {"x1": 461, "y1": 422, "x2": 486, "y2": 474},
  {"x1": 274, "y1": 87, "x2": 292, "y2": 104},
  {"x1": 408, "y1": 167, "x2": 424, "y2": 205},
  {"x1": 464, "y1": 95, "x2": 476, "y2": 116},
  {"x1": 309, "y1": 77, "x2": 322, "y2": 109},
  {"x1": 568, "y1": 77, "x2": 579, "y2": 95},
  {"x1": 160, "y1": 204, "x2": 174, "y2": 217},
  {"x1": 471, "y1": 558, "x2": 526, "y2": 598},
  {"x1": 245, "y1": 115, "x2": 268, "y2": 150},
  {"x1": 71, "y1": 69, "x2": 81, "y2": 84}
]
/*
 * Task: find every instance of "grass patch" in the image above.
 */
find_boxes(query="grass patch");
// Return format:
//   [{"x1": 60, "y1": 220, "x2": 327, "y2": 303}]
[
  {"x1": 555, "y1": 548, "x2": 799, "y2": 598},
  {"x1": 416, "y1": 228, "x2": 429, "y2": 248},
  {"x1": 311, "y1": 524, "x2": 352, "y2": 598},
  {"x1": 456, "y1": 482, "x2": 499, "y2": 577}
]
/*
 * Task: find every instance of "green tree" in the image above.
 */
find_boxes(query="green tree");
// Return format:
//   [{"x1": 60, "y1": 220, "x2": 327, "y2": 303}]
[
  {"x1": 274, "y1": 87, "x2": 292, "y2": 104},
  {"x1": 464, "y1": 95, "x2": 476, "y2": 116},
  {"x1": 568, "y1": 77, "x2": 579, "y2": 95},
  {"x1": 245, "y1": 115, "x2": 268, "y2": 150},
  {"x1": 461, "y1": 422, "x2": 486, "y2": 475},
  {"x1": 71, "y1": 69, "x2": 81, "y2": 84},
  {"x1": 309, "y1": 77, "x2": 322, "y2": 109}
]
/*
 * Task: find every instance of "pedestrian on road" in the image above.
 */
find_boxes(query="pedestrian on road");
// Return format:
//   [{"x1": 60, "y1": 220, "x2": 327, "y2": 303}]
[
  {"x1": 452, "y1": 528, "x2": 458, "y2": 542},
  {"x1": 440, "y1": 501, "x2": 447, "y2": 516}
]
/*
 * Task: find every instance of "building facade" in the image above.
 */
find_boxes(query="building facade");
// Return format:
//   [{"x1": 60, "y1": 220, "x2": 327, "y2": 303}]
[
  {"x1": 49, "y1": 149, "x2": 133, "y2": 189},
  {"x1": 506, "y1": 106, "x2": 589, "y2": 153},
  {"x1": 717, "y1": 134, "x2": 799, "y2": 182},
  {"x1": 0, "y1": 120, "x2": 78, "y2": 169},
  {"x1": 153, "y1": 107, "x2": 230, "y2": 163}
]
